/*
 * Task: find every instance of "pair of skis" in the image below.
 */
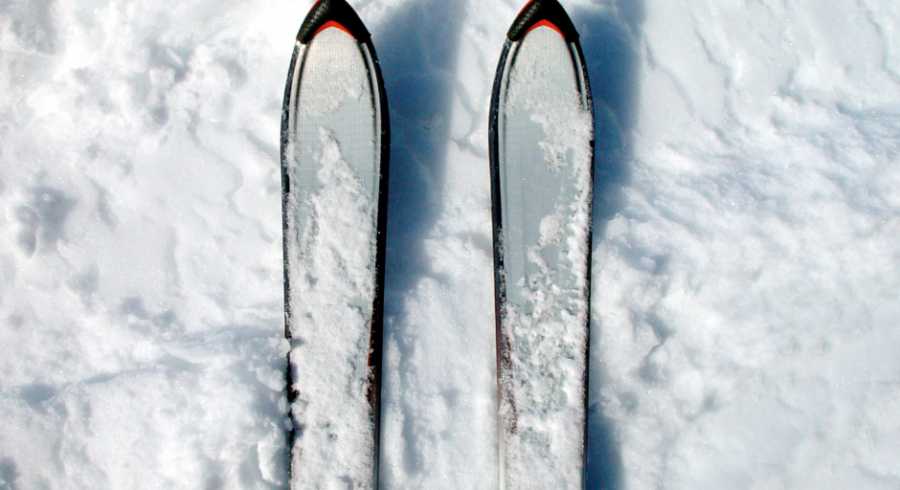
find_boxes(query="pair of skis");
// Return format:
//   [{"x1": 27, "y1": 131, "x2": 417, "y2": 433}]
[{"x1": 280, "y1": 0, "x2": 593, "y2": 488}]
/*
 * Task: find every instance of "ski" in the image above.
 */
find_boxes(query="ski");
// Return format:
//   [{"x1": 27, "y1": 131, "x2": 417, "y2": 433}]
[
  {"x1": 280, "y1": 0, "x2": 389, "y2": 488},
  {"x1": 489, "y1": 1, "x2": 594, "y2": 488}
]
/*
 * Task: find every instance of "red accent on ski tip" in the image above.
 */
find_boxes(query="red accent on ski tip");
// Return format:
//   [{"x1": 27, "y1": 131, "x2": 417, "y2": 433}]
[
  {"x1": 313, "y1": 20, "x2": 355, "y2": 39},
  {"x1": 525, "y1": 19, "x2": 564, "y2": 37}
]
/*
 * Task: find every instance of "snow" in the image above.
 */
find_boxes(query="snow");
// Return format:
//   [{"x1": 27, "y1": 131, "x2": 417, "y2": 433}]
[
  {"x1": 1, "y1": 0, "x2": 900, "y2": 489},
  {"x1": 285, "y1": 128, "x2": 377, "y2": 486}
]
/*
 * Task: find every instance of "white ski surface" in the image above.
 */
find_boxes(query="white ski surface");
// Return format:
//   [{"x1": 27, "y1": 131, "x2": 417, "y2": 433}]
[
  {"x1": 283, "y1": 26, "x2": 382, "y2": 489},
  {"x1": 494, "y1": 25, "x2": 593, "y2": 490}
]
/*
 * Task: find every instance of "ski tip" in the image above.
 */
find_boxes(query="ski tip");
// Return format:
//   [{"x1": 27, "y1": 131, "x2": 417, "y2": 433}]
[
  {"x1": 507, "y1": 0, "x2": 579, "y2": 42},
  {"x1": 297, "y1": 0, "x2": 371, "y2": 44}
]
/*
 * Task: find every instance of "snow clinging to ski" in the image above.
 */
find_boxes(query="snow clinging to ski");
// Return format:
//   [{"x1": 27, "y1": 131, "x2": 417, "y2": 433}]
[
  {"x1": 490, "y1": 0, "x2": 594, "y2": 488},
  {"x1": 281, "y1": 0, "x2": 389, "y2": 487}
]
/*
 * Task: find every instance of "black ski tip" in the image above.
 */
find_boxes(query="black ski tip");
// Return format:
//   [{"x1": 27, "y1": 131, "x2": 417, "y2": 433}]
[
  {"x1": 297, "y1": 0, "x2": 371, "y2": 44},
  {"x1": 507, "y1": 0, "x2": 579, "y2": 42}
]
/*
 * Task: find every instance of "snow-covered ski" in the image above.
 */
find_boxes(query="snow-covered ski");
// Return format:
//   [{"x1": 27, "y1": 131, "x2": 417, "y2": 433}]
[
  {"x1": 489, "y1": 1, "x2": 594, "y2": 488},
  {"x1": 280, "y1": 0, "x2": 389, "y2": 487}
]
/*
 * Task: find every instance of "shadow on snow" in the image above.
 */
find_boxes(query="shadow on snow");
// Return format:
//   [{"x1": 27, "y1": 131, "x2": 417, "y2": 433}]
[
  {"x1": 372, "y1": 0, "x2": 468, "y2": 478},
  {"x1": 571, "y1": 0, "x2": 645, "y2": 488}
]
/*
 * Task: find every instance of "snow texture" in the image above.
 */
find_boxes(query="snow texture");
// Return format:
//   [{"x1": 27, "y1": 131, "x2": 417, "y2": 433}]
[
  {"x1": 1, "y1": 0, "x2": 900, "y2": 489},
  {"x1": 285, "y1": 127, "x2": 377, "y2": 487}
]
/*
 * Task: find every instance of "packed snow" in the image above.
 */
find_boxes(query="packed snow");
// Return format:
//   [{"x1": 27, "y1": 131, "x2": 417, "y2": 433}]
[{"x1": 1, "y1": 0, "x2": 900, "y2": 489}]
